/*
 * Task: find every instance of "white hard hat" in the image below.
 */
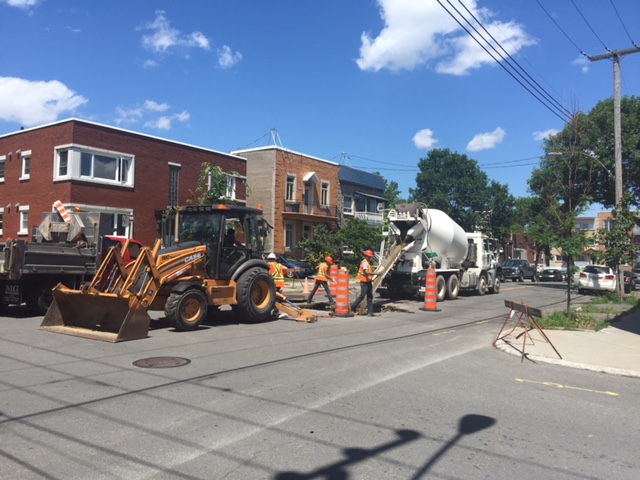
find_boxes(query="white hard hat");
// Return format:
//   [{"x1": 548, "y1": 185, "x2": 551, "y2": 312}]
[{"x1": 267, "y1": 253, "x2": 276, "y2": 260}]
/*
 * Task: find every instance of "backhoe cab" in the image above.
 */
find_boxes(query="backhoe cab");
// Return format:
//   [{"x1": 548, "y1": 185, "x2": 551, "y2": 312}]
[{"x1": 41, "y1": 204, "x2": 316, "y2": 342}]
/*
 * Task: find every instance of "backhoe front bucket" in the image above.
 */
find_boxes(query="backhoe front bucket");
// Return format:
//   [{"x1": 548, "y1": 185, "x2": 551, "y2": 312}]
[{"x1": 40, "y1": 285, "x2": 151, "y2": 342}]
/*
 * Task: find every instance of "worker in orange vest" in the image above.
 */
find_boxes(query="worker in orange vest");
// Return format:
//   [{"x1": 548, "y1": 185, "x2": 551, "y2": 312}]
[
  {"x1": 307, "y1": 256, "x2": 336, "y2": 305},
  {"x1": 267, "y1": 253, "x2": 287, "y2": 292},
  {"x1": 351, "y1": 249, "x2": 377, "y2": 316}
]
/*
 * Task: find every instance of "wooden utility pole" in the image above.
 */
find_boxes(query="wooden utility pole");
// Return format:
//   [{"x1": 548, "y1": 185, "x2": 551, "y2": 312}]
[{"x1": 590, "y1": 46, "x2": 640, "y2": 295}]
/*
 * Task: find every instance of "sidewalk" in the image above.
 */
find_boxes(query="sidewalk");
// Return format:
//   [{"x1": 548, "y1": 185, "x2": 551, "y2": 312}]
[{"x1": 494, "y1": 309, "x2": 640, "y2": 378}]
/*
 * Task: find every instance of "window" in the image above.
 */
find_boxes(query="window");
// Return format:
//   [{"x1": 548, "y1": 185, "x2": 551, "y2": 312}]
[
  {"x1": 20, "y1": 151, "x2": 31, "y2": 180},
  {"x1": 0, "y1": 155, "x2": 5, "y2": 183},
  {"x1": 18, "y1": 205, "x2": 29, "y2": 235},
  {"x1": 285, "y1": 222, "x2": 294, "y2": 249},
  {"x1": 343, "y1": 196, "x2": 353, "y2": 215},
  {"x1": 54, "y1": 146, "x2": 134, "y2": 187},
  {"x1": 0, "y1": 207, "x2": 3, "y2": 236},
  {"x1": 225, "y1": 176, "x2": 236, "y2": 200},
  {"x1": 169, "y1": 163, "x2": 180, "y2": 207},
  {"x1": 321, "y1": 182, "x2": 329, "y2": 206},
  {"x1": 286, "y1": 175, "x2": 295, "y2": 201}
]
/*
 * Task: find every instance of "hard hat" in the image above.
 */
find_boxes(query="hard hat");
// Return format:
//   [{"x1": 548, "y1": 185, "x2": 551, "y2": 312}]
[
  {"x1": 364, "y1": 249, "x2": 374, "y2": 257},
  {"x1": 267, "y1": 253, "x2": 276, "y2": 260},
  {"x1": 325, "y1": 256, "x2": 333, "y2": 264}
]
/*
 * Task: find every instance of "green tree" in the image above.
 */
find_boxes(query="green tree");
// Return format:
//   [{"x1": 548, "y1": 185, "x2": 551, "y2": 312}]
[
  {"x1": 296, "y1": 224, "x2": 341, "y2": 268},
  {"x1": 409, "y1": 148, "x2": 512, "y2": 237},
  {"x1": 383, "y1": 178, "x2": 404, "y2": 209},
  {"x1": 586, "y1": 96, "x2": 640, "y2": 207},
  {"x1": 187, "y1": 163, "x2": 246, "y2": 205}
]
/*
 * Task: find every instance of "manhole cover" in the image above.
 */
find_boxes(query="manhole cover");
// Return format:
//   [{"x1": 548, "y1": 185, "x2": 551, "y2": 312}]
[{"x1": 132, "y1": 357, "x2": 191, "y2": 368}]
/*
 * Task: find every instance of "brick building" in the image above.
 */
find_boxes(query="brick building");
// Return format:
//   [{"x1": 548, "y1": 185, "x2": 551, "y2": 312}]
[
  {"x1": 233, "y1": 146, "x2": 340, "y2": 256},
  {"x1": 0, "y1": 119, "x2": 247, "y2": 246}
]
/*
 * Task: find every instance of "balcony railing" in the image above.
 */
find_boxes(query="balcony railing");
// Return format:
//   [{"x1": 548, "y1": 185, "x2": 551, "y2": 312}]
[
  {"x1": 354, "y1": 211, "x2": 383, "y2": 224},
  {"x1": 284, "y1": 201, "x2": 337, "y2": 218}
]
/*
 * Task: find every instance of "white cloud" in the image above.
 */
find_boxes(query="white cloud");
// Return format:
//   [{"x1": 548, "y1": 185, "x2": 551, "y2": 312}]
[
  {"x1": 144, "y1": 111, "x2": 190, "y2": 131},
  {"x1": 412, "y1": 128, "x2": 438, "y2": 149},
  {"x1": 357, "y1": 0, "x2": 536, "y2": 75},
  {"x1": 466, "y1": 127, "x2": 506, "y2": 151},
  {"x1": 533, "y1": 129, "x2": 559, "y2": 141},
  {"x1": 2, "y1": 0, "x2": 40, "y2": 10},
  {"x1": 571, "y1": 56, "x2": 589, "y2": 74},
  {"x1": 140, "y1": 10, "x2": 211, "y2": 54},
  {"x1": 144, "y1": 100, "x2": 170, "y2": 112},
  {"x1": 0, "y1": 77, "x2": 87, "y2": 127},
  {"x1": 218, "y1": 45, "x2": 242, "y2": 69}
]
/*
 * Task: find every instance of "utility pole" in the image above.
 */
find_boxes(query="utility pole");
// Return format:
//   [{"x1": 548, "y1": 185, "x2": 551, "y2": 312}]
[{"x1": 589, "y1": 46, "x2": 640, "y2": 296}]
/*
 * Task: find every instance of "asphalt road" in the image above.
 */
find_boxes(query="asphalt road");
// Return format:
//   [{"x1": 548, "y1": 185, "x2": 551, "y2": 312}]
[{"x1": 1, "y1": 282, "x2": 638, "y2": 479}]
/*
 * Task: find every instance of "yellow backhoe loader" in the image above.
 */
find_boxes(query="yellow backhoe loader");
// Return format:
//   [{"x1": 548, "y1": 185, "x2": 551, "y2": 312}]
[{"x1": 40, "y1": 205, "x2": 316, "y2": 342}]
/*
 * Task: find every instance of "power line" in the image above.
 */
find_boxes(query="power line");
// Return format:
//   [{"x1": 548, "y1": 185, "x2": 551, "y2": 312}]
[
  {"x1": 569, "y1": 0, "x2": 611, "y2": 52},
  {"x1": 535, "y1": 0, "x2": 591, "y2": 59},
  {"x1": 437, "y1": 0, "x2": 572, "y2": 123},
  {"x1": 609, "y1": 0, "x2": 639, "y2": 48}
]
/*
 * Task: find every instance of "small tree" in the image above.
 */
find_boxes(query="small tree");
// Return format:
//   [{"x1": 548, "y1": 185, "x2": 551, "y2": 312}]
[{"x1": 187, "y1": 162, "x2": 247, "y2": 205}]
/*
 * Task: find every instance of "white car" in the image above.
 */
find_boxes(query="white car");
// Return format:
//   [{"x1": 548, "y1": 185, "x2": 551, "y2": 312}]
[{"x1": 578, "y1": 265, "x2": 616, "y2": 293}]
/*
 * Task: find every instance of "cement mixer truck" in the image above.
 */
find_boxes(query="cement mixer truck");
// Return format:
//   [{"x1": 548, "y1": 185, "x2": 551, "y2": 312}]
[{"x1": 375, "y1": 203, "x2": 501, "y2": 301}]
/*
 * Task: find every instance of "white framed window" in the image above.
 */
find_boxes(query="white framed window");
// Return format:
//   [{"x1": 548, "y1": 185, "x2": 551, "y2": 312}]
[
  {"x1": 225, "y1": 175, "x2": 237, "y2": 200},
  {"x1": 20, "y1": 150, "x2": 31, "y2": 181},
  {"x1": 18, "y1": 205, "x2": 29, "y2": 236},
  {"x1": 54, "y1": 145, "x2": 134, "y2": 187},
  {"x1": 285, "y1": 175, "x2": 296, "y2": 201},
  {"x1": 343, "y1": 196, "x2": 353, "y2": 215},
  {"x1": 0, "y1": 155, "x2": 5, "y2": 183},
  {"x1": 321, "y1": 182, "x2": 329, "y2": 206},
  {"x1": 0, "y1": 207, "x2": 3, "y2": 236}
]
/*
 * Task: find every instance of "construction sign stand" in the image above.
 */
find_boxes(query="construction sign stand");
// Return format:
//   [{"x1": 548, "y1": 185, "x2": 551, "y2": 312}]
[{"x1": 493, "y1": 299, "x2": 562, "y2": 362}]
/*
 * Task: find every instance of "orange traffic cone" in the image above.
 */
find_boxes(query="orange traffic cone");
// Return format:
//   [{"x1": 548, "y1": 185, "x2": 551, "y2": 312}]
[
  {"x1": 420, "y1": 267, "x2": 440, "y2": 312},
  {"x1": 332, "y1": 268, "x2": 353, "y2": 317},
  {"x1": 329, "y1": 264, "x2": 338, "y2": 297},
  {"x1": 303, "y1": 277, "x2": 310, "y2": 295}
]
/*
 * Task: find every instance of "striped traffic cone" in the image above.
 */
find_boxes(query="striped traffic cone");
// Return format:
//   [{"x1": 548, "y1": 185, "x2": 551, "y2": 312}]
[
  {"x1": 331, "y1": 268, "x2": 353, "y2": 317},
  {"x1": 329, "y1": 264, "x2": 338, "y2": 298},
  {"x1": 303, "y1": 277, "x2": 310, "y2": 295},
  {"x1": 420, "y1": 267, "x2": 440, "y2": 312},
  {"x1": 53, "y1": 200, "x2": 71, "y2": 224}
]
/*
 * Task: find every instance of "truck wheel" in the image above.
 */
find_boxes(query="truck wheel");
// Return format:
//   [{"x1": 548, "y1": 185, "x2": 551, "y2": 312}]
[
  {"x1": 235, "y1": 267, "x2": 276, "y2": 323},
  {"x1": 446, "y1": 275, "x2": 460, "y2": 300},
  {"x1": 531, "y1": 274, "x2": 537, "y2": 282},
  {"x1": 26, "y1": 282, "x2": 58, "y2": 316},
  {"x1": 436, "y1": 275, "x2": 447, "y2": 301},
  {"x1": 490, "y1": 278, "x2": 501, "y2": 294},
  {"x1": 518, "y1": 274, "x2": 524, "y2": 282},
  {"x1": 165, "y1": 289, "x2": 208, "y2": 331},
  {"x1": 477, "y1": 276, "x2": 487, "y2": 295}
]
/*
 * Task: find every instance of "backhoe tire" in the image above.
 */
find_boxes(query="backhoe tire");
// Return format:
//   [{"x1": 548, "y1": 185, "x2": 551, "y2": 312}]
[
  {"x1": 165, "y1": 289, "x2": 208, "y2": 331},
  {"x1": 235, "y1": 267, "x2": 276, "y2": 323},
  {"x1": 446, "y1": 275, "x2": 460, "y2": 300}
]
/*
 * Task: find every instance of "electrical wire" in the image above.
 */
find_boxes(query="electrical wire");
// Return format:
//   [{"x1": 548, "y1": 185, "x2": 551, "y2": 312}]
[
  {"x1": 535, "y1": 0, "x2": 591, "y2": 59},
  {"x1": 437, "y1": 0, "x2": 571, "y2": 123},
  {"x1": 609, "y1": 0, "x2": 639, "y2": 48},
  {"x1": 569, "y1": 0, "x2": 611, "y2": 52},
  {"x1": 454, "y1": 0, "x2": 573, "y2": 121}
]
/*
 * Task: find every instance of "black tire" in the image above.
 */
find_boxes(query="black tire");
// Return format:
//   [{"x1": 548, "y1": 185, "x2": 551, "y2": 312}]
[
  {"x1": 235, "y1": 267, "x2": 276, "y2": 323},
  {"x1": 531, "y1": 274, "x2": 537, "y2": 282},
  {"x1": 518, "y1": 274, "x2": 524, "y2": 282},
  {"x1": 511, "y1": 278, "x2": 517, "y2": 282},
  {"x1": 26, "y1": 281, "x2": 58, "y2": 316},
  {"x1": 477, "y1": 276, "x2": 487, "y2": 295},
  {"x1": 446, "y1": 275, "x2": 460, "y2": 300},
  {"x1": 286, "y1": 270, "x2": 295, "y2": 279},
  {"x1": 435, "y1": 275, "x2": 447, "y2": 302},
  {"x1": 490, "y1": 278, "x2": 501, "y2": 294},
  {"x1": 165, "y1": 289, "x2": 208, "y2": 331}
]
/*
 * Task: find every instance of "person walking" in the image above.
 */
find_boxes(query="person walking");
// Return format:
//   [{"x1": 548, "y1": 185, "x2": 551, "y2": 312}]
[
  {"x1": 351, "y1": 249, "x2": 377, "y2": 316},
  {"x1": 267, "y1": 253, "x2": 287, "y2": 292},
  {"x1": 307, "y1": 256, "x2": 336, "y2": 305}
]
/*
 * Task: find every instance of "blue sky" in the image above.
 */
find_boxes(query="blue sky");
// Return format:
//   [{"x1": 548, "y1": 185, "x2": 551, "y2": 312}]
[{"x1": 1, "y1": 0, "x2": 639, "y2": 211}]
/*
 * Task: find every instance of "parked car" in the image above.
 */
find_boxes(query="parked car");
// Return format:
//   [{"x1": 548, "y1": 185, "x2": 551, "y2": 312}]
[
  {"x1": 578, "y1": 265, "x2": 616, "y2": 294},
  {"x1": 539, "y1": 268, "x2": 564, "y2": 282},
  {"x1": 500, "y1": 259, "x2": 537, "y2": 282},
  {"x1": 276, "y1": 254, "x2": 314, "y2": 279},
  {"x1": 624, "y1": 270, "x2": 636, "y2": 293}
]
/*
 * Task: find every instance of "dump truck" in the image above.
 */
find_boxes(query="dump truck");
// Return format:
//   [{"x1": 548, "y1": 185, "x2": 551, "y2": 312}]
[
  {"x1": 0, "y1": 210, "x2": 142, "y2": 315},
  {"x1": 376, "y1": 203, "x2": 502, "y2": 301},
  {"x1": 40, "y1": 204, "x2": 316, "y2": 342}
]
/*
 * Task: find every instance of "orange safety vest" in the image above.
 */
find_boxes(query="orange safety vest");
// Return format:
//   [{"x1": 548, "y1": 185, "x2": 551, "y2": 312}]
[
  {"x1": 315, "y1": 262, "x2": 329, "y2": 282},
  {"x1": 269, "y1": 261, "x2": 286, "y2": 288},
  {"x1": 357, "y1": 258, "x2": 372, "y2": 283}
]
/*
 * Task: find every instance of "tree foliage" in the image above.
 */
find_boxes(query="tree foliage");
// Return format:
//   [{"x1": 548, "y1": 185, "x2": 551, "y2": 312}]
[
  {"x1": 187, "y1": 162, "x2": 245, "y2": 205},
  {"x1": 409, "y1": 148, "x2": 514, "y2": 237}
]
